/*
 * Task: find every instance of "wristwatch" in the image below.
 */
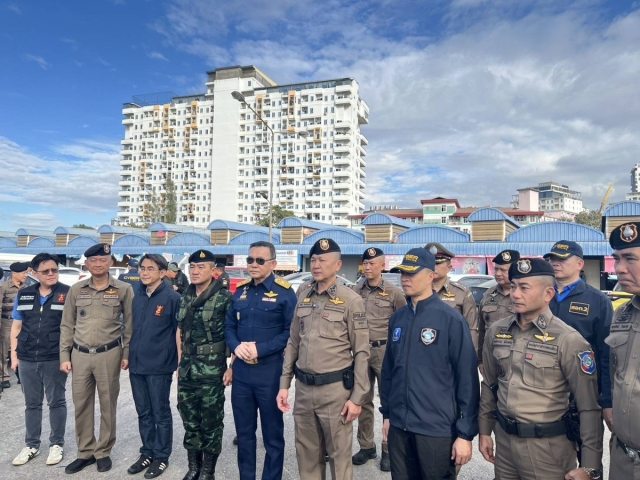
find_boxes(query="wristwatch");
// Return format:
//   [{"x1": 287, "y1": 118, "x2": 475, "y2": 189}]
[{"x1": 581, "y1": 467, "x2": 602, "y2": 479}]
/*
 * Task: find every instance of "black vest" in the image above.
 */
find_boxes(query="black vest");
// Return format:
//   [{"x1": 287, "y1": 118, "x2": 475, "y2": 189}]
[{"x1": 15, "y1": 282, "x2": 70, "y2": 362}]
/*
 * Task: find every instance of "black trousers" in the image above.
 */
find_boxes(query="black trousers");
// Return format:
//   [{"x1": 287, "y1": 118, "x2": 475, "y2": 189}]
[{"x1": 388, "y1": 425, "x2": 455, "y2": 480}]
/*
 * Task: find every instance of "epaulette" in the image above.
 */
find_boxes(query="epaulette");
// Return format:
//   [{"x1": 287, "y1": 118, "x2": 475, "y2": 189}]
[
  {"x1": 275, "y1": 278, "x2": 292, "y2": 289},
  {"x1": 450, "y1": 281, "x2": 469, "y2": 291},
  {"x1": 237, "y1": 279, "x2": 252, "y2": 288}
]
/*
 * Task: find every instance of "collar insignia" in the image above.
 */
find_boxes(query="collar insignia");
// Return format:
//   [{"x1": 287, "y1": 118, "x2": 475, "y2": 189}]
[{"x1": 536, "y1": 315, "x2": 548, "y2": 329}]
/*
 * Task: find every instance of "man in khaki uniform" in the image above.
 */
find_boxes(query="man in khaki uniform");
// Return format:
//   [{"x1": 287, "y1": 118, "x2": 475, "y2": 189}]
[
  {"x1": 479, "y1": 258, "x2": 603, "y2": 480},
  {"x1": 606, "y1": 222, "x2": 640, "y2": 479},
  {"x1": 277, "y1": 238, "x2": 369, "y2": 480},
  {"x1": 478, "y1": 250, "x2": 520, "y2": 376},
  {"x1": 351, "y1": 247, "x2": 406, "y2": 472},
  {"x1": 426, "y1": 242, "x2": 479, "y2": 351},
  {"x1": 60, "y1": 244, "x2": 134, "y2": 474},
  {"x1": 0, "y1": 262, "x2": 28, "y2": 388}
]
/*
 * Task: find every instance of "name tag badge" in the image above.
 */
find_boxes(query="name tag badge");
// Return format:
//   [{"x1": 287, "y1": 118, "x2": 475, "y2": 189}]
[
  {"x1": 569, "y1": 302, "x2": 590, "y2": 316},
  {"x1": 103, "y1": 295, "x2": 119, "y2": 300},
  {"x1": 16, "y1": 305, "x2": 34, "y2": 311},
  {"x1": 51, "y1": 305, "x2": 64, "y2": 311}
]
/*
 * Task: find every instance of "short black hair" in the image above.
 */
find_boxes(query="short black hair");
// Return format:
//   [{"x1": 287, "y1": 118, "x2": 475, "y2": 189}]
[
  {"x1": 31, "y1": 253, "x2": 60, "y2": 271},
  {"x1": 249, "y1": 241, "x2": 276, "y2": 260},
  {"x1": 139, "y1": 253, "x2": 168, "y2": 271}
]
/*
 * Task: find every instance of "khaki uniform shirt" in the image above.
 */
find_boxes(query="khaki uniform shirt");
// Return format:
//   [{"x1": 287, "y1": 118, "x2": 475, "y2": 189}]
[
  {"x1": 478, "y1": 285, "x2": 513, "y2": 363},
  {"x1": 280, "y1": 279, "x2": 370, "y2": 405},
  {"x1": 606, "y1": 296, "x2": 640, "y2": 450},
  {"x1": 0, "y1": 280, "x2": 25, "y2": 319},
  {"x1": 60, "y1": 276, "x2": 134, "y2": 363},
  {"x1": 352, "y1": 278, "x2": 407, "y2": 342},
  {"x1": 479, "y1": 309, "x2": 603, "y2": 470},
  {"x1": 435, "y1": 278, "x2": 479, "y2": 351}
]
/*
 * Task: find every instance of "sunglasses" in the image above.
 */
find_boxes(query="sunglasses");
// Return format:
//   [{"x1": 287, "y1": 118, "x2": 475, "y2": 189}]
[
  {"x1": 37, "y1": 268, "x2": 59, "y2": 275},
  {"x1": 246, "y1": 257, "x2": 274, "y2": 266}
]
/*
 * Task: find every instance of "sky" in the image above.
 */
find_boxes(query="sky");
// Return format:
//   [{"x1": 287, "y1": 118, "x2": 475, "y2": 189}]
[{"x1": 1, "y1": 0, "x2": 639, "y2": 231}]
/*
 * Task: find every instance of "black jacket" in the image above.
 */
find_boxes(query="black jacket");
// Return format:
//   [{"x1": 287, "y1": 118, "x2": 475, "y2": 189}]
[
  {"x1": 380, "y1": 293, "x2": 479, "y2": 440},
  {"x1": 130, "y1": 281, "x2": 180, "y2": 375},
  {"x1": 15, "y1": 282, "x2": 70, "y2": 362},
  {"x1": 550, "y1": 280, "x2": 614, "y2": 408},
  {"x1": 172, "y1": 271, "x2": 189, "y2": 294}
]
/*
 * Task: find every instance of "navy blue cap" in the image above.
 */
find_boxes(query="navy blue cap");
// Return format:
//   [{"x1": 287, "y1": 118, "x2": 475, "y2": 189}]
[
  {"x1": 509, "y1": 258, "x2": 555, "y2": 280},
  {"x1": 390, "y1": 248, "x2": 436, "y2": 274},
  {"x1": 128, "y1": 259, "x2": 139, "y2": 268},
  {"x1": 543, "y1": 240, "x2": 583, "y2": 259}
]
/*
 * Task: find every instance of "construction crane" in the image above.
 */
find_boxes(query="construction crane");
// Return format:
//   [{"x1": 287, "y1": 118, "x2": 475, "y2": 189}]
[{"x1": 600, "y1": 183, "x2": 614, "y2": 213}]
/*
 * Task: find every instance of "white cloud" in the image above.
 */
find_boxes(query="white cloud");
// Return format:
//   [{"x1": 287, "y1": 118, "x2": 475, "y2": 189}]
[
  {"x1": 24, "y1": 54, "x2": 50, "y2": 70},
  {"x1": 0, "y1": 136, "x2": 120, "y2": 215},
  {"x1": 148, "y1": 51, "x2": 170, "y2": 61},
  {"x1": 6, "y1": 3, "x2": 21, "y2": 14},
  {"x1": 10, "y1": 213, "x2": 58, "y2": 229},
  {"x1": 61, "y1": 38, "x2": 79, "y2": 50}
]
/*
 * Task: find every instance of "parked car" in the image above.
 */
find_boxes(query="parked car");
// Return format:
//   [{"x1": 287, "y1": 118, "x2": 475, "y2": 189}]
[
  {"x1": 468, "y1": 278, "x2": 498, "y2": 306},
  {"x1": 283, "y1": 272, "x2": 356, "y2": 292},
  {"x1": 224, "y1": 267, "x2": 251, "y2": 294},
  {"x1": 58, "y1": 267, "x2": 84, "y2": 286},
  {"x1": 449, "y1": 274, "x2": 495, "y2": 287},
  {"x1": 606, "y1": 282, "x2": 633, "y2": 311}
]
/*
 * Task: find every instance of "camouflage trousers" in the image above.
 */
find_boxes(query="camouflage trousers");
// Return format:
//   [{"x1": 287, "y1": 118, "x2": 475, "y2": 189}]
[{"x1": 177, "y1": 378, "x2": 225, "y2": 455}]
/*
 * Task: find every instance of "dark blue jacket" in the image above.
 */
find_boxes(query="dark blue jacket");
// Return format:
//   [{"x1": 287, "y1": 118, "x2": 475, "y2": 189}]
[
  {"x1": 550, "y1": 280, "x2": 613, "y2": 408},
  {"x1": 130, "y1": 281, "x2": 180, "y2": 375},
  {"x1": 380, "y1": 293, "x2": 479, "y2": 440},
  {"x1": 224, "y1": 274, "x2": 297, "y2": 364}
]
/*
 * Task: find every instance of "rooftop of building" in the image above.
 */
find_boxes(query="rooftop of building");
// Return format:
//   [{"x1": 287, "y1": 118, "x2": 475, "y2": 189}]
[{"x1": 420, "y1": 197, "x2": 462, "y2": 208}]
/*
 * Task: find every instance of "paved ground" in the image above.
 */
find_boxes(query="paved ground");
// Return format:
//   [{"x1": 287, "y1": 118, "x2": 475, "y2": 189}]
[{"x1": 0, "y1": 369, "x2": 611, "y2": 479}]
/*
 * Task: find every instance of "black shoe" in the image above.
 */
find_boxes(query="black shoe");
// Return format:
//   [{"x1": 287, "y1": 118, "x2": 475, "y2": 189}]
[
  {"x1": 2, "y1": 380, "x2": 10, "y2": 389},
  {"x1": 199, "y1": 453, "x2": 218, "y2": 480},
  {"x1": 380, "y1": 451, "x2": 391, "y2": 472},
  {"x1": 181, "y1": 451, "x2": 201, "y2": 480},
  {"x1": 324, "y1": 451, "x2": 329, "y2": 462},
  {"x1": 128, "y1": 454, "x2": 153, "y2": 474},
  {"x1": 352, "y1": 447, "x2": 377, "y2": 465},
  {"x1": 65, "y1": 456, "x2": 96, "y2": 474},
  {"x1": 233, "y1": 436, "x2": 238, "y2": 446},
  {"x1": 145, "y1": 459, "x2": 169, "y2": 478},
  {"x1": 97, "y1": 457, "x2": 112, "y2": 472}
]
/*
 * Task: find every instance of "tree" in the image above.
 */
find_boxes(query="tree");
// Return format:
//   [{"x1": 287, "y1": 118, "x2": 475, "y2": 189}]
[
  {"x1": 164, "y1": 177, "x2": 178, "y2": 224},
  {"x1": 574, "y1": 210, "x2": 602, "y2": 230},
  {"x1": 142, "y1": 190, "x2": 164, "y2": 227},
  {"x1": 256, "y1": 206, "x2": 295, "y2": 227},
  {"x1": 72, "y1": 224, "x2": 95, "y2": 230}
]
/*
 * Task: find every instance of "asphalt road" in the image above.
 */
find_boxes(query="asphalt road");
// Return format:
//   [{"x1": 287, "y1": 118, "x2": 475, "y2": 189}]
[{"x1": 0, "y1": 369, "x2": 611, "y2": 479}]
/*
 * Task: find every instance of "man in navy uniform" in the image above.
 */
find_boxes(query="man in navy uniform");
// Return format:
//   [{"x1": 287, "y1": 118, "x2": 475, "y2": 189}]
[
  {"x1": 381, "y1": 248, "x2": 479, "y2": 479},
  {"x1": 545, "y1": 241, "x2": 614, "y2": 432},
  {"x1": 224, "y1": 241, "x2": 297, "y2": 480},
  {"x1": 119, "y1": 260, "x2": 141, "y2": 291}
]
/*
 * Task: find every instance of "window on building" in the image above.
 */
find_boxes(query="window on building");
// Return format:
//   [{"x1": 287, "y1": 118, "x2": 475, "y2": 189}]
[{"x1": 441, "y1": 216, "x2": 447, "y2": 224}]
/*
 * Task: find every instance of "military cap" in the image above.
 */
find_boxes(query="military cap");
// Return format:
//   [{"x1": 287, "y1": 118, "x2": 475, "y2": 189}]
[
  {"x1": 84, "y1": 243, "x2": 111, "y2": 258},
  {"x1": 189, "y1": 249, "x2": 216, "y2": 263},
  {"x1": 215, "y1": 261, "x2": 226, "y2": 269},
  {"x1": 543, "y1": 240, "x2": 583, "y2": 259},
  {"x1": 128, "y1": 259, "x2": 139, "y2": 268},
  {"x1": 425, "y1": 242, "x2": 455, "y2": 264},
  {"x1": 391, "y1": 248, "x2": 436, "y2": 274},
  {"x1": 309, "y1": 238, "x2": 341, "y2": 256},
  {"x1": 609, "y1": 222, "x2": 640, "y2": 250},
  {"x1": 168, "y1": 263, "x2": 180, "y2": 272},
  {"x1": 362, "y1": 247, "x2": 384, "y2": 261},
  {"x1": 10, "y1": 262, "x2": 29, "y2": 273},
  {"x1": 509, "y1": 258, "x2": 555, "y2": 281},
  {"x1": 493, "y1": 250, "x2": 520, "y2": 265}
]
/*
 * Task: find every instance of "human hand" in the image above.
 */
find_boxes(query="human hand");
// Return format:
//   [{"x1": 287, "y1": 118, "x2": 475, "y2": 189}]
[
  {"x1": 60, "y1": 361, "x2": 72, "y2": 374},
  {"x1": 276, "y1": 389, "x2": 290, "y2": 413},
  {"x1": 121, "y1": 359, "x2": 129, "y2": 370},
  {"x1": 223, "y1": 367, "x2": 233, "y2": 386},
  {"x1": 452, "y1": 438, "x2": 472, "y2": 465},
  {"x1": 340, "y1": 400, "x2": 362, "y2": 423},
  {"x1": 479, "y1": 434, "x2": 494, "y2": 464}
]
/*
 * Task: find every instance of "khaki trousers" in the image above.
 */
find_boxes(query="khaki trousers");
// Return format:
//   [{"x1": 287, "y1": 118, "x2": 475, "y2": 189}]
[
  {"x1": 610, "y1": 434, "x2": 640, "y2": 480},
  {"x1": 357, "y1": 344, "x2": 387, "y2": 452},
  {"x1": 1, "y1": 317, "x2": 12, "y2": 381},
  {"x1": 71, "y1": 346, "x2": 122, "y2": 459},
  {"x1": 494, "y1": 423, "x2": 577, "y2": 479},
  {"x1": 293, "y1": 380, "x2": 353, "y2": 480}
]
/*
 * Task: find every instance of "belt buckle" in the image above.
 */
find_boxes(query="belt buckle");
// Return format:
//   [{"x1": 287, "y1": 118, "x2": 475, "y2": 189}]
[{"x1": 88, "y1": 348, "x2": 97, "y2": 355}]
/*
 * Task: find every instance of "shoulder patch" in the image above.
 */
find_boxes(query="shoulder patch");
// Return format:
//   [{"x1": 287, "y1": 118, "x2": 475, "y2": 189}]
[
  {"x1": 578, "y1": 350, "x2": 596, "y2": 375},
  {"x1": 237, "y1": 279, "x2": 252, "y2": 288},
  {"x1": 275, "y1": 278, "x2": 291, "y2": 289}
]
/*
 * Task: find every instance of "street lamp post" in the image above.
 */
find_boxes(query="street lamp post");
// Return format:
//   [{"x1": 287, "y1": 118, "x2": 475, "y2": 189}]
[{"x1": 232, "y1": 91, "x2": 308, "y2": 244}]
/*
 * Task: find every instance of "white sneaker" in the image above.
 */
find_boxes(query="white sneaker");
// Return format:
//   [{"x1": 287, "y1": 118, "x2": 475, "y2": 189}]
[
  {"x1": 12, "y1": 447, "x2": 39, "y2": 466},
  {"x1": 46, "y1": 445, "x2": 64, "y2": 465}
]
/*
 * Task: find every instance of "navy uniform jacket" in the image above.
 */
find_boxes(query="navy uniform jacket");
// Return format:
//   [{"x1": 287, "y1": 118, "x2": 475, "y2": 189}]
[
  {"x1": 119, "y1": 269, "x2": 141, "y2": 290},
  {"x1": 224, "y1": 274, "x2": 297, "y2": 363},
  {"x1": 550, "y1": 280, "x2": 613, "y2": 408},
  {"x1": 380, "y1": 293, "x2": 479, "y2": 440}
]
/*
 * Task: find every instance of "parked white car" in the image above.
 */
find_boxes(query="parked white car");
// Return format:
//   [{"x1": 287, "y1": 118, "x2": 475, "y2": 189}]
[
  {"x1": 283, "y1": 272, "x2": 355, "y2": 292},
  {"x1": 57, "y1": 267, "x2": 84, "y2": 286}
]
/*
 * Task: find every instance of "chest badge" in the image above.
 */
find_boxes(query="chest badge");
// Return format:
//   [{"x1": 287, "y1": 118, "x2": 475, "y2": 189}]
[
  {"x1": 569, "y1": 302, "x2": 590, "y2": 316},
  {"x1": 265, "y1": 291, "x2": 278, "y2": 298},
  {"x1": 378, "y1": 292, "x2": 389, "y2": 297},
  {"x1": 534, "y1": 333, "x2": 556, "y2": 343},
  {"x1": 578, "y1": 351, "x2": 596, "y2": 375},
  {"x1": 420, "y1": 328, "x2": 437, "y2": 346},
  {"x1": 57, "y1": 293, "x2": 66, "y2": 303},
  {"x1": 442, "y1": 292, "x2": 456, "y2": 298},
  {"x1": 105, "y1": 288, "x2": 118, "y2": 296},
  {"x1": 392, "y1": 327, "x2": 402, "y2": 342},
  {"x1": 495, "y1": 333, "x2": 513, "y2": 339},
  {"x1": 155, "y1": 305, "x2": 165, "y2": 317},
  {"x1": 329, "y1": 297, "x2": 345, "y2": 305}
]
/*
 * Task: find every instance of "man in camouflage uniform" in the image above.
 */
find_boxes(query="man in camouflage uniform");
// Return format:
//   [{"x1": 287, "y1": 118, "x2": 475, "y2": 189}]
[
  {"x1": 426, "y1": 243, "x2": 479, "y2": 351},
  {"x1": 177, "y1": 250, "x2": 232, "y2": 480}
]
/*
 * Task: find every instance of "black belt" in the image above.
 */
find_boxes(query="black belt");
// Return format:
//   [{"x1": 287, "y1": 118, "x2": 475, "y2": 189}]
[
  {"x1": 73, "y1": 339, "x2": 121, "y2": 355},
  {"x1": 496, "y1": 410, "x2": 566, "y2": 438},
  {"x1": 294, "y1": 365, "x2": 350, "y2": 386},
  {"x1": 187, "y1": 341, "x2": 226, "y2": 356},
  {"x1": 370, "y1": 340, "x2": 387, "y2": 348},
  {"x1": 617, "y1": 437, "x2": 640, "y2": 460}
]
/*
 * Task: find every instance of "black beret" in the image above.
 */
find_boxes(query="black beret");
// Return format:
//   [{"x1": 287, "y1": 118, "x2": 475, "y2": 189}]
[
  {"x1": 362, "y1": 247, "x2": 384, "y2": 261},
  {"x1": 10, "y1": 262, "x2": 29, "y2": 273},
  {"x1": 509, "y1": 258, "x2": 555, "y2": 281},
  {"x1": 189, "y1": 249, "x2": 216, "y2": 263},
  {"x1": 425, "y1": 242, "x2": 455, "y2": 263},
  {"x1": 493, "y1": 250, "x2": 520, "y2": 265},
  {"x1": 85, "y1": 243, "x2": 112, "y2": 258},
  {"x1": 610, "y1": 223, "x2": 640, "y2": 250},
  {"x1": 309, "y1": 238, "x2": 341, "y2": 256},
  {"x1": 215, "y1": 262, "x2": 226, "y2": 269}
]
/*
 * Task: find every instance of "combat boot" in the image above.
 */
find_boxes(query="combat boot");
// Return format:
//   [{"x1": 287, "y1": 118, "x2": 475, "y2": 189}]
[
  {"x1": 181, "y1": 451, "x2": 201, "y2": 480},
  {"x1": 198, "y1": 453, "x2": 218, "y2": 480}
]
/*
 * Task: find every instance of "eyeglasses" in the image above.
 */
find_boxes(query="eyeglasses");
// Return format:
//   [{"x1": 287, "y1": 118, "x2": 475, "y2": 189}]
[
  {"x1": 37, "y1": 268, "x2": 58, "y2": 275},
  {"x1": 246, "y1": 257, "x2": 274, "y2": 266}
]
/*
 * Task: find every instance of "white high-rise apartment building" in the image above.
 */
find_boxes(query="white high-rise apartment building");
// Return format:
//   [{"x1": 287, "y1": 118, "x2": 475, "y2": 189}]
[
  {"x1": 116, "y1": 65, "x2": 368, "y2": 228},
  {"x1": 626, "y1": 163, "x2": 640, "y2": 201}
]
